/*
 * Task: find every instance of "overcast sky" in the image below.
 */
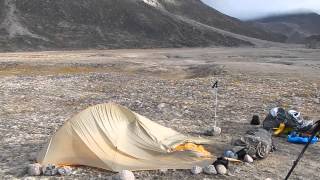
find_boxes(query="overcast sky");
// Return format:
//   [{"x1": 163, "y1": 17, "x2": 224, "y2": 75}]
[{"x1": 201, "y1": 0, "x2": 320, "y2": 20}]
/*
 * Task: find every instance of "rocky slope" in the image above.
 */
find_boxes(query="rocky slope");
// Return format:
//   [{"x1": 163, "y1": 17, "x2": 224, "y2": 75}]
[
  {"x1": 253, "y1": 13, "x2": 320, "y2": 43},
  {"x1": 0, "y1": 0, "x2": 285, "y2": 51}
]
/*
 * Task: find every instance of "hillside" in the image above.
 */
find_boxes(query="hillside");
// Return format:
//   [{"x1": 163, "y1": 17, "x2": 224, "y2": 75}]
[
  {"x1": 0, "y1": 0, "x2": 285, "y2": 51},
  {"x1": 253, "y1": 13, "x2": 320, "y2": 43}
]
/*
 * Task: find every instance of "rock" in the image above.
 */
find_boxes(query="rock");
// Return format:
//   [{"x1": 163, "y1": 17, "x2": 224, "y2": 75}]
[
  {"x1": 159, "y1": 168, "x2": 168, "y2": 174},
  {"x1": 215, "y1": 164, "x2": 227, "y2": 175},
  {"x1": 57, "y1": 166, "x2": 72, "y2": 176},
  {"x1": 265, "y1": 178, "x2": 273, "y2": 180},
  {"x1": 314, "y1": 98, "x2": 320, "y2": 104},
  {"x1": 203, "y1": 165, "x2": 217, "y2": 175},
  {"x1": 113, "y1": 170, "x2": 135, "y2": 180},
  {"x1": 27, "y1": 163, "x2": 42, "y2": 176},
  {"x1": 204, "y1": 126, "x2": 221, "y2": 136},
  {"x1": 244, "y1": 154, "x2": 254, "y2": 163},
  {"x1": 23, "y1": 177, "x2": 37, "y2": 180},
  {"x1": 42, "y1": 164, "x2": 58, "y2": 176},
  {"x1": 157, "y1": 103, "x2": 169, "y2": 109},
  {"x1": 190, "y1": 166, "x2": 203, "y2": 174}
]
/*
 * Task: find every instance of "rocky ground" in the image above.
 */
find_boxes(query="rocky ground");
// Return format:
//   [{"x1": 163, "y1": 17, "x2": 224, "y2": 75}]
[{"x1": 0, "y1": 47, "x2": 319, "y2": 179}]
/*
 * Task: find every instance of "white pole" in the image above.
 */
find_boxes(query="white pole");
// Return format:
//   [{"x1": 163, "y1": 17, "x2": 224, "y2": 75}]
[{"x1": 214, "y1": 87, "x2": 218, "y2": 127}]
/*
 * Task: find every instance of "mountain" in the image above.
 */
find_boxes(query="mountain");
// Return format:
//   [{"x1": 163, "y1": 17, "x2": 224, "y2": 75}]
[
  {"x1": 305, "y1": 35, "x2": 320, "y2": 49},
  {"x1": 0, "y1": 0, "x2": 285, "y2": 51},
  {"x1": 252, "y1": 12, "x2": 320, "y2": 43}
]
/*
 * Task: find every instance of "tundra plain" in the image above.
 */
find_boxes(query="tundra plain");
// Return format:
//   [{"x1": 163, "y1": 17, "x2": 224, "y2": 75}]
[{"x1": 0, "y1": 47, "x2": 319, "y2": 179}]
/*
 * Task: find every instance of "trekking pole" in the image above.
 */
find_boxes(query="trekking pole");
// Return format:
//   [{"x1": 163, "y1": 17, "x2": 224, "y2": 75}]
[
  {"x1": 285, "y1": 120, "x2": 320, "y2": 180},
  {"x1": 212, "y1": 81, "x2": 218, "y2": 127}
]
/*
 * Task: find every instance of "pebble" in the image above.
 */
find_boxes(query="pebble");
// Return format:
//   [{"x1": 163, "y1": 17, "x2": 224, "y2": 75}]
[
  {"x1": 157, "y1": 103, "x2": 169, "y2": 110},
  {"x1": 57, "y1": 166, "x2": 72, "y2": 176},
  {"x1": 190, "y1": 166, "x2": 203, "y2": 174},
  {"x1": 27, "y1": 163, "x2": 42, "y2": 176},
  {"x1": 216, "y1": 164, "x2": 227, "y2": 175},
  {"x1": 23, "y1": 177, "x2": 37, "y2": 180},
  {"x1": 244, "y1": 154, "x2": 254, "y2": 163},
  {"x1": 113, "y1": 170, "x2": 135, "y2": 180},
  {"x1": 42, "y1": 164, "x2": 58, "y2": 176},
  {"x1": 203, "y1": 165, "x2": 217, "y2": 175}
]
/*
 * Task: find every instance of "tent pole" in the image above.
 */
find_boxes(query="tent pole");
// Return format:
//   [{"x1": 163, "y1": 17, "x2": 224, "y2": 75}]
[{"x1": 285, "y1": 120, "x2": 320, "y2": 180}]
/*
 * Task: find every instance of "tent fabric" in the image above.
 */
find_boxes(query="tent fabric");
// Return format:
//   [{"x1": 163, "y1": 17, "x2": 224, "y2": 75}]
[{"x1": 37, "y1": 103, "x2": 214, "y2": 172}]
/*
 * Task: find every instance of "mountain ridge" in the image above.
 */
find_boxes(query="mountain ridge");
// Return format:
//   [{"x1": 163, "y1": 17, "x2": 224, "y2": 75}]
[
  {"x1": 0, "y1": 0, "x2": 286, "y2": 51},
  {"x1": 252, "y1": 12, "x2": 320, "y2": 43}
]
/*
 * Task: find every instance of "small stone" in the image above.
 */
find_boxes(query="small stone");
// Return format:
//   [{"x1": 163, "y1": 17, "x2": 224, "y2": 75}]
[
  {"x1": 314, "y1": 98, "x2": 320, "y2": 104},
  {"x1": 204, "y1": 126, "x2": 221, "y2": 136},
  {"x1": 113, "y1": 170, "x2": 135, "y2": 180},
  {"x1": 216, "y1": 164, "x2": 227, "y2": 175},
  {"x1": 42, "y1": 164, "x2": 58, "y2": 176},
  {"x1": 23, "y1": 177, "x2": 37, "y2": 180},
  {"x1": 190, "y1": 166, "x2": 203, "y2": 174},
  {"x1": 244, "y1": 154, "x2": 254, "y2": 163},
  {"x1": 159, "y1": 168, "x2": 168, "y2": 174},
  {"x1": 157, "y1": 103, "x2": 169, "y2": 109},
  {"x1": 27, "y1": 163, "x2": 42, "y2": 176},
  {"x1": 57, "y1": 166, "x2": 72, "y2": 176},
  {"x1": 265, "y1": 178, "x2": 273, "y2": 180},
  {"x1": 203, "y1": 165, "x2": 217, "y2": 175}
]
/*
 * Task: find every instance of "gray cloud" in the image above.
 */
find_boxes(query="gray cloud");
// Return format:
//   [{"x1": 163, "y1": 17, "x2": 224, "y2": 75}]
[{"x1": 201, "y1": 0, "x2": 320, "y2": 20}]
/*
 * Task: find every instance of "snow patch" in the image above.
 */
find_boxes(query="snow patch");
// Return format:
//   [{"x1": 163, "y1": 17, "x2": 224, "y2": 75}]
[{"x1": 142, "y1": 0, "x2": 162, "y2": 8}]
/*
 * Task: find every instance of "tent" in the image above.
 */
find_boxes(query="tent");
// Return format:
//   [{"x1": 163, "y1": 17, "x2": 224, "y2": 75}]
[{"x1": 37, "y1": 103, "x2": 214, "y2": 172}]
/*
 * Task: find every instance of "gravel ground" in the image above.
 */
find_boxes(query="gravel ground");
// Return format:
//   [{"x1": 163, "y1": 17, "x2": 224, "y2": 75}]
[{"x1": 0, "y1": 47, "x2": 319, "y2": 180}]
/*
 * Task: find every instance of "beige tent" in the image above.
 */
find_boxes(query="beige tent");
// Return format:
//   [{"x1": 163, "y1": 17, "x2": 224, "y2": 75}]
[{"x1": 37, "y1": 103, "x2": 214, "y2": 172}]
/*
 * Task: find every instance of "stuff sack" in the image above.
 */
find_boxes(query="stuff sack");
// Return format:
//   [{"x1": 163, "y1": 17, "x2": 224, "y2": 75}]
[
  {"x1": 263, "y1": 107, "x2": 313, "y2": 134},
  {"x1": 233, "y1": 128, "x2": 274, "y2": 159}
]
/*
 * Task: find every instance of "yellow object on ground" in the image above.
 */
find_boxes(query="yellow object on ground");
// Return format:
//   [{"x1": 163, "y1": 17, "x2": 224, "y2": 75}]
[
  {"x1": 37, "y1": 103, "x2": 214, "y2": 172},
  {"x1": 173, "y1": 143, "x2": 211, "y2": 157},
  {"x1": 273, "y1": 123, "x2": 286, "y2": 135}
]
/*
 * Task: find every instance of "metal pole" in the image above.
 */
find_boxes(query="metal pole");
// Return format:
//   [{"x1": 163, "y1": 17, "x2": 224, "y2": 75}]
[
  {"x1": 214, "y1": 87, "x2": 218, "y2": 127},
  {"x1": 212, "y1": 81, "x2": 218, "y2": 127}
]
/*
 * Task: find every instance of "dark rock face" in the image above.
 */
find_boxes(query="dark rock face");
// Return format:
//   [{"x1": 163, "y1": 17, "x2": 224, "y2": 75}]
[
  {"x1": 0, "y1": 0, "x2": 283, "y2": 51},
  {"x1": 253, "y1": 13, "x2": 320, "y2": 43}
]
